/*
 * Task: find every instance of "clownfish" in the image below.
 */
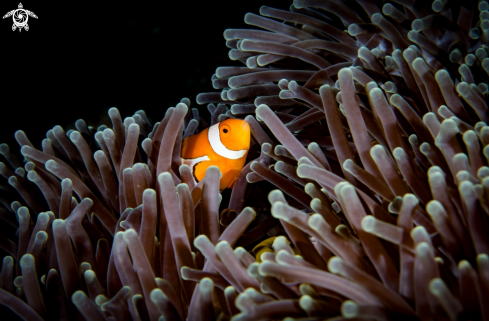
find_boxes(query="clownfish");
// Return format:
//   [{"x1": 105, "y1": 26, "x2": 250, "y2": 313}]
[{"x1": 181, "y1": 118, "x2": 251, "y2": 190}]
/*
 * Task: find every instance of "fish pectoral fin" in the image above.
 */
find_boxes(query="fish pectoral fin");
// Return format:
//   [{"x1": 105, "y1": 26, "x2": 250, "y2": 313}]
[
  {"x1": 227, "y1": 178, "x2": 236, "y2": 189},
  {"x1": 193, "y1": 160, "x2": 211, "y2": 184},
  {"x1": 181, "y1": 155, "x2": 210, "y2": 170},
  {"x1": 181, "y1": 155, "x2": 210, "y2": 183}
]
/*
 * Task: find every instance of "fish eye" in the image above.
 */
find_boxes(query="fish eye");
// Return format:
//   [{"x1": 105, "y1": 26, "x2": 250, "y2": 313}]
[{"x1": 221, "y1": 125, "x2": 230, "y2": 134}]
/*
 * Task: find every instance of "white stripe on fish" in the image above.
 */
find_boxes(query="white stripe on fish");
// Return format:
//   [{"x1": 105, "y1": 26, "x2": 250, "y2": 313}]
[{"x1": 208, "y1": 123, "x2": 247, "y2": 159}]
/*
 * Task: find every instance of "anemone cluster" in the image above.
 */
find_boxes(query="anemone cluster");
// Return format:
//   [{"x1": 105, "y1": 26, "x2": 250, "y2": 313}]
[{"x1": 1, "y1": 0, "x2": 489, "y2": 320}]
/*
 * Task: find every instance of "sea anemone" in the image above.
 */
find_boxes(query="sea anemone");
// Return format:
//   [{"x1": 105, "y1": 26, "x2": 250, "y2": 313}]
[{"x1": 1, "y1": 0, "x2": 489, "y2": 320}]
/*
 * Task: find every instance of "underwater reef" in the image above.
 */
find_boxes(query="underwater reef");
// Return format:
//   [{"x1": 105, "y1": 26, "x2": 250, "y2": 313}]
[{"x1": 1, "y1": 0, "x2": 489, "y2": 320}]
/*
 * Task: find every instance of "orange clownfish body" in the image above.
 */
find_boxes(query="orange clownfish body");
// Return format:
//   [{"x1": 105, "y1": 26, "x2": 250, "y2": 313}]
[{"x1": 181, "y1": 118, "x2": 251, "y2": 190}]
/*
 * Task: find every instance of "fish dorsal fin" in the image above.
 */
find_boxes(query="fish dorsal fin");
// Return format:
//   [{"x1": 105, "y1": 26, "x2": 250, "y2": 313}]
[{"x1": 208, "y1": 123, "x2": 247, "y2": 159}]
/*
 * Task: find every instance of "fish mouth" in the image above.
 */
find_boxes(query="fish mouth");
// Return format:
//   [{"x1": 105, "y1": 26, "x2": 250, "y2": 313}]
[
  {"x1": 241, "y1": 120, "x2": 251, "y2": 143},
  {"x1": 232, "y1": 120, "x2": 251, "y2": 150},
  {"x1": 241, "y1": 120, "x2": 251, "y2": 131}
]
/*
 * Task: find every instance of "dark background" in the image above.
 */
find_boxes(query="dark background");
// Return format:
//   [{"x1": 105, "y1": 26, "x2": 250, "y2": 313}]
[{"x1": 0, "y1": 0, "x2": 290, "y2": 152}]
